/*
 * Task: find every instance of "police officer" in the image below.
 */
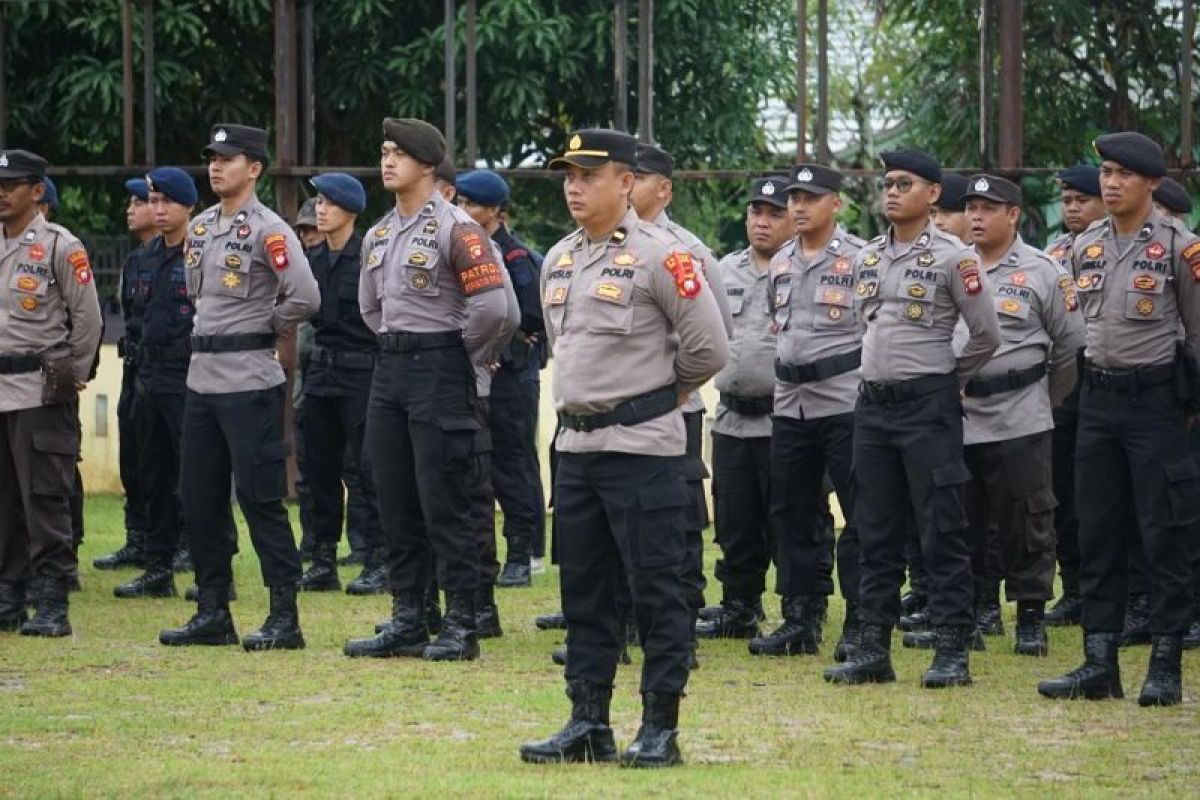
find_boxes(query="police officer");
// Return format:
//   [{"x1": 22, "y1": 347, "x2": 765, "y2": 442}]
[
  {"x1": 931, "y1": 173, "x2": 970, "y2": 242},
  {"x1": 342, "y1": 118, "x2": 512, "y2": 662},
  {"x1": 37, "y1": 176, "x2": 58, "y2": 220},
  {"x1": 744, "y1": 164, "x2": 867, "y2": 661},
  {"x1": 158, "y1": 123, "x2": 319, "y2": 651},
  {"x1": 518, "y1": 129, "x2": 727, "y2": 768},
  {"x1": 456, "y1": 168, "x2": 547, "y2": 588},
  {"x1": 293, "y1": 172, "x2": 387, "y2": 596},
  {"x1": 1038, "y1": 133, "x2": 1200, "y2": 707},
  {"x1": 824, "y1": 150, "x2": 1000, "y2": 688},
  {"x1": 110, "y1": 167, "x2": 200, "y2": 598},
  {"x1": 695, "y1": 176, "x2": 790, "y2": 641},
  {"x1": 93, "y1": 177, "x2": 157, "y2": 571},
  {"x1": 938, "y1": 175, "x2": 1083, "y2": 656},
  {"x1": 0, "y1": 149, "x2": 102, "y2": 635},
  {"x1": 1154, "y1": 177, "x2": 1193, "y2": 221},
  {"x1": 293, "y1": 198, "x2": 323, "y2": 249}
]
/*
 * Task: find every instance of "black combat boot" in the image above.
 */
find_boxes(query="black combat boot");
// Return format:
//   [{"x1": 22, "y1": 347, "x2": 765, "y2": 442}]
[
  {"x1": 697, "y1": 604, "x2": 723, "y2": 622},
  {"x1": 898, "y1": 592, "x2": 930, "y2": 632},
  {"x1": 242, "y1": 585, "x2": 306, "y2": 651},
  {"x1": 185, "y1": 582, "x2": 237, "y2": 602},
  {"x1": 345, "y1": 547, "x2": 388, "y2": 596},
  {"x1": 1014, "y1": 601, "x2": 1049, "y2": 657},
  {"x1": 424, "y1": 592, "x2": 479, "y2": 661},
  {"x1": 1120, "y1": 593, "x2": 1151, "y2": 647},
  {"x1": 348, "y1": 593, "x2": 430, "y2": 657},
  {"x1": 93, "y1": 529, "x2": 145, "y2": 570},
  {"x1": 833, "y1": 601, "x2": 862, "y2": 663},
  {"x1": 114, "y1": 564, "x2": 177, "y2": 599},
  {"x1": 19, "y1": 577, "x2": 72, "y2": 638},
  {"x1": 160, "y1": 585, "x2": 239, "y2": 646},
  {"x1": 900, "y1": 590, "x2": 926, "y2": 616},
  {"x1": 172, "y1": 545, "x2": 193, "y2": 573},
  {"x1": 823, "y1": 623, "x2": 896, "y2": 684},
  {"x1": 1044, "y1": 592, "x2": 1083, "y2": 627},
  {"x1": 921, "y1": 626, "x2": 973, "y2": 688},
  {"x1": 425, "y1": 579, "x2": 443, "y2": 636},
  {"x1": 695, "y1": 598, "x2": 761, "y2": 639},
  {"x1": 903, "y1": 626, "x2": 986, "y2": 651},
  {"x1": 619, "y1": 692, "x2": 682, "y2": 768},
  {"x1": 297, "y1": 541, "x2": 340, "y2": 592},
  {"x1": 1184, "y1": 617, "x2": 1200, "y2": 651},
  {"x1": 535, "y1": 609, "x2": 567, "y2": 630},
  {"x1": 476, "y1": 586, "x2": 503, "y2": 639},
  {"x1": 974, "y1": 586, "x2": 1004, "y2": 636},
  {"x1": 496, "y1": 541, "x2": 532, "y2": 587},
  {"x1": 519, "y1": 680, "x2": 617, "y2": 764},
  {"x1": 1037, "y1": 631, "x2": 1124, "y2": 700},
  {"x1": 1137, "y1": 635, "x2": 1183, "y2": 707},
  {"x1": 748, "y1": 596, "x2": 824, "y2": 656},
  {"x1": 0, "y1": 581, "x2": 28, "y2": 631}
]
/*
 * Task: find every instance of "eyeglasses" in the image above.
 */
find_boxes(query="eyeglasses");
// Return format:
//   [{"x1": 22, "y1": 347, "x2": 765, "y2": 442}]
[
  {"x1": 876, "y1": 176, "x2": 926, "y2": 193},
  {"x1": 0, "y1": 178, "x2": 33, "y2": 193}
]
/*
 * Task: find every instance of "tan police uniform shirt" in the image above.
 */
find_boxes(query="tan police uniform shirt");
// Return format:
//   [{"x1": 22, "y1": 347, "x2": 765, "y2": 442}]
[{"x1": 712, "y1": 248, "x2": 776, "y2": 438}]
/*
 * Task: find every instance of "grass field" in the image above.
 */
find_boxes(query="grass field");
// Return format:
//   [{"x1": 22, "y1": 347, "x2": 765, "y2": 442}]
[{"x1": 1, "y1": 494, "x2": 1197, "y2": 798}]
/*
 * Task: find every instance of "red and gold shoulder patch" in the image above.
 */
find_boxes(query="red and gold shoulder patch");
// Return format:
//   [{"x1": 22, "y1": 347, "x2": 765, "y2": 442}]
[
  {"x1": 265, "y1": 233, "x2": 289, "y2": 270},
  {"x1": 664, "y1": 251, "x2": 702, "y2": 299},
  {"x1": 460, "y1": 231, "x2": 486, "y2": 260},
  {"x1": 1056, "y1": 275, "x2": 1078, "y2": 312},
  {"x1": 956, "y1": 258, "x2": 981, "y2": 295},
  {"x1": 67, "y1": 249, "x2": 90, "y2": 271},
  {"x1": 1183, "y1": 241, "x2": 1200, "y2": 282}
]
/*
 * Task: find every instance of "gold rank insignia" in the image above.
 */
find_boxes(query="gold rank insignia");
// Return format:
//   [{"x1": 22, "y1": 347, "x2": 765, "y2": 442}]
[
  {"x1": 1133, "y1": 274, "x2": 1157, "y2": 290},
  {"x1": 863, "y1": 253, "x2": 880, "y2": 267},
  {"x1": 550, "y1": 286, "x2": 568, "y2": 304},
  {"x1": 410, "y1": 272, "x2": 431, "y2": 290},
  {"x1": 224, "y1": 255, "x2": 242, "y2": 269},
  {"x1": 192, "y1": 223, "x2": 207, "y2": 236},
  {"x1": 906, "y1": 302, "x2": 924, "y2": 320},
  {"x1": 613, "y1": 253, "x2": 638, "y2": 266},
  {"x1": 1084, "y1": 244, "x2": 1104, "y2": 259},
  {"x1": 907, "y1": 284, "x2": 926, "y2": 299},
  {"x1": 186, "y1": 250, "x2": 201, "y2": 267},
  {"x1": 220, "y1": 271, "x2": 242, "y2": 289},
  {"x1": 595, "y1": 282, "x2": 623, "y2": 301},
  {"x1": 557, "y1": 252, "x2": 573, "y2": 267},
  {"x1": 367, "y1": 251, "x2": 381, "y2": 267},
  {"x1": 1001, "y1": 299, "x2": 1021, "y2": 314},
  {"x1": 408, "y1": 252, "x2": 429, "y2": 267},
  {"x1": 917, "y1": 252, "x2": 934, "y2": 267},
  {"x1": 19, "y1": 296, "x2": 38, "y2": 311},
  {"x1": 375, "y1": 226, "x2": 389, "y2": 238},
  {"x1": 1077, "y1": 274, "x2": 1092, "y2": 289},
  {"x1": 1136, "y1": 297, "x2": 1154, "y2": 316}
]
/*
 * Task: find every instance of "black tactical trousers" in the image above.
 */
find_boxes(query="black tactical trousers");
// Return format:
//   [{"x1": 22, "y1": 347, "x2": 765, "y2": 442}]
[
  {"x1": 118, "y1": 360, "x2": 148, "y2": 533},
  {"x1": 557, "y1": 451, "x2": 692, "y2": 695},
  {"x1": 134, "y1": 388, "x2": 187, "y2": 568},
  {"x1": 300, "y1": 389, "x2": 381, "y2": 552},
  {"x1": 0, "y1": 401, "x2": 79, "y2": 582},
  {"x1": 769, "y1": 413, "x2": 858, "y2": 603},
  {"x1": 711, "y1": 432, "x2": 772, "y2": 601},
  {"x1": 1075, "y1": 380, "x2": 1200, "y2": 634},
  {"x1": 180, "y1": 386, "x2": 300, "y2": 589},
  {"x1": 1050, "y1": 401, "x2": 1081, "y2": 596},
  {"x1": 854, "y1": 375, "x2": 974, "y2": 627},
  {"x1": 467, "y1": 398, "x2": 500, "y2": 590},
  {"x1": 367, "y1": 346, "x2": 480, "y2": 597},
  {"x1": 965, "y1": 430, "x2": 1057, "y2": 603},
  {"x1": 489, "y1": 367, "x2": 545, "y2": 563},
  {"x1": 681, "y1": 411, "x2": 709, "y2": 612}
]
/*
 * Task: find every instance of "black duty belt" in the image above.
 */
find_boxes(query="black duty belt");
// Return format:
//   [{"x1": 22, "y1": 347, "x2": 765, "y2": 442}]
[
  {"x1": 1082, "y1": 361, "x2": 1174, "y2": 392},
  {"x1": 190, "y1": 333, "x2": 276, "y2": 353},
  {"x1": 775, "y1": 348, "x2": 862, "y2": 384},
  {"x1": 0, "y1": 353, "x2": 43, "y2": 375},
  {"x1": 558, "y1": 385, "x2": 677, "y2": 433},
  {"x1": 140, "y1": 340, "x2": 192, "y2": 361},
  {"x1": 378, "y1": 331, "x2": 463, "y2": 353},
  {"x1": 964, "y1": 362, "x2": 1047, "y2": 398},
  {"x1": 859, "y1": 372, "x2": 957, "y2": 405},
  {"x1": 719, "y1": 392, "x2": 774, "y2": 416},
  {"x1": 310, "y1": 344, "x2": 377, "y2": 369}
]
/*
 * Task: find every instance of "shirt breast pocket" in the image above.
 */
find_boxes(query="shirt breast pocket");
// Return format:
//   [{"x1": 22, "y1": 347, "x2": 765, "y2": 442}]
[
  {"x1": 1075, "y1": 270, "x2": 1106, "y2": 320},
  {"x1": 811, "y1": 285, "x2": 854, "y2": 328},
  {"x1": 727, "y1": 292, "x2": 746, "y2": 316},
  {"x1": 772, "y1": 280, "x2": 793, "y2": 326},
  {"x1": 896, "y1": 280, "x2": 935, "y2": 327},
  {"x1": 1124, "y1": 271, "x2": 1166, "y2": 321},
  {"x1": 995, "y1": 296, "x2": 1031, "y2": 321},
  {"x1": 402, "y1": 248, "x2": 440, "y2": 297},
  {"x1": 9, "y1": 270, "x2": 50, "y2": 320},
  {"x1": 213, "y1": 257, "x2": 251, "y2": 298},
  {"x1": 585, "y1": 279, "x2": 634, "y2": 334}
]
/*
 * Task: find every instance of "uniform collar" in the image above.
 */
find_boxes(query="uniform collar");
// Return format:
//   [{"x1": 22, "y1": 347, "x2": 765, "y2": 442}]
[{"x1": 886, "y1": 220, "x2": 935, "y2": 257}]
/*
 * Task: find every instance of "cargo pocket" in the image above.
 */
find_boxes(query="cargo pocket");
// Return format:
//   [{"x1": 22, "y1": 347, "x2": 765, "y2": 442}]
[
  {"x1": 437, "y1": 416, "x2": 480, "y2": 472},
  {"x1": 247, "y1": 441, "x2": 288, "y2": 502},
  {"x1": 1023, "y1": 487, "x2": 1058, "y2": 553},
  {"x1": 631, "y1": 478, "x2": 689, "y2": 569},
  {"x1": 31, "y1": 430, "x2": 78, "y2": 496},
  {"x1": 930, "y1": 461, "x2": 971, "y2": 532},
  {"x1": 1163, "y1": 455, "x2": 1200, "y2": 527}
]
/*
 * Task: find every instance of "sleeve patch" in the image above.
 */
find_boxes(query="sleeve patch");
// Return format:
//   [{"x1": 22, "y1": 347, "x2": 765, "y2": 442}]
[
  {"x1": 1183, "y1": 241, "x2": 1200, "y2": 281},
  {"x1": 504, "y1": 247, "x2": 528, "y2": 263},
  {"x1": 265, "y1": 233, "x2": 289, "y2": 270},
  {"x1": 460, "y1": 232, "x2": 486, "y2": 260},
  {"x1": 67, "y1": 249, "x2": 90, "y2": 271},
  {"x1": 1057, "y1": 274, "x2": 1078, "y2": 311},
  {"x1": 460, "y1": 261, "x2": 504, "y2": 294},
  {"x1": 957, "y1": 258, "x2": 982, "y2": 295},
  {"x1": 664, "y1": 251, "x2": 702, "y2": 299}
]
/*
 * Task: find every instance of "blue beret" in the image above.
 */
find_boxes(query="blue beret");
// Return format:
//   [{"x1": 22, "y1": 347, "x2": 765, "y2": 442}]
[
  {"x1": 41, "y1": 176, "x2": 59, "y2": 212},
  {"x1": 1154, "y1": 177, "x2": 1192, "y2": 215},
  {"x1": 880, "y1": 149, "x2": 941, "y2": 184},
  {"x1": 455, "y1": 169, "x2": 510, "y2": 206},
  {"x1": 936, "y1": 173, "x2": 969, "y2": 211},
  {"x1": 1056, "y1": 165, "x2": 1101, "y2": 197},
  {"x1": 124, "y1": 177, "x2": 149, "y2": 201},
  {"x1": 1094, "y1": 132, "x2": 1166, "y2": 178},
  {"x1": 145, "y1": 167, "x2": 198, "y2": 207},
  {"x1": 310, "y1": 172, "x2": 366, "y2": 214}
]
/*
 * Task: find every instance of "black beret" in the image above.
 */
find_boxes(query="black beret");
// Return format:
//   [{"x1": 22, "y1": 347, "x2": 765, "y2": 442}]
[
  {"x1": 962, "y1": 174, "x2": 1022, "y2": 206},
  {"x1": 880, "y1": 149, "x2": 942, "y2": 184},
  {"x1": 786, "y1": 163, "x2": 842, "y2": 195},
  {"x1": 204, "y1": 124, "x2": 269, "y2": 161},
  {"x1": 1094, "y1": 132, "x2": 1166, "y2": 178},
  {"x1": 435, "y1": 155, "x2": 457, "y2": 184},
  {"x1": 935, "y1": 173, "x2": 969, "y2": 212},
  {"x1": 382, "y1": 118, "x2": 447, "y2": 167},
  {"x1": 1056, "y1": 165, "x2": 1101, "y2": 197},
  {"x1": 1153, "y1": 177, "x2": 1193, "y2": 215},
  {"x1": 634, "y1": 143, "x2": 674, "y2": 178},
  {"x1": 749, "y1": 176, "x2": 790, "y2": 208},
  {"x1": 0, "y1": 149, "x2": 48, "y2": 180},
  {"x1": 549, "y1": 129, "x2": 638, "y2": 170}
]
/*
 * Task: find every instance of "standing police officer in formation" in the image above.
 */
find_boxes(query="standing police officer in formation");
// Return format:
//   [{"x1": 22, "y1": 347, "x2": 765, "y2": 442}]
[
  {"x1": 94, "y1": 177, "x2": 157, "y2": 571},
  {"x1": 344, "y1": 118, "x2": 512, "y2": 662},
  {"x1": 1038, "y1": 133, "x2": 1200, "y2": 707},
  {"x1": 0, "y1": 149, "x2": 101, "y2": 636},
  {"x1": 930, "y1": 173, "x2": 970, "y2": 242},
  {"x1": 824, "y1": 150, "x2": 1000, "y2": 688},
  {"x1": 159, "y1": 124, "x2": 319, "y2": 651},
  {"x1": 519, "y1": 129, "x2": 727, "y2": 768},
  {"x1": 111, "y1": 167, "x2": 199, "y2": 599},
  {"x1": 750, "y1": 164, "x2": 867, "y2": 660},
  {"x1": 456, "y1": 168, "x2": 547, "y2": 588},
  {"x1": 1154, "y1": 177, "x2": 1194, "y2": 222},
  {"x1": 294, "y1": 172, "x2": 388, "y2": 596},
  {"x1": 695, "y1": 176, "x2": 791, "y2": 640}
]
